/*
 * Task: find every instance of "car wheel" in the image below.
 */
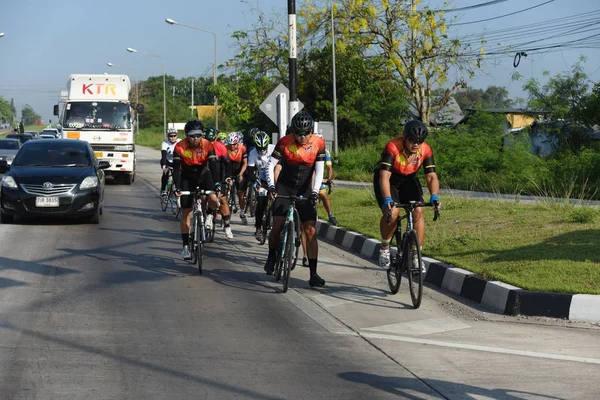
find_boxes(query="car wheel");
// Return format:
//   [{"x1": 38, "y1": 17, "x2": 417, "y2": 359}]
[
  {"x1": 88, "y1": 207, "x2": 100, "y2": 224},
  {"x1": 1, "y1": 210, "x2": 14, "y2": 224}
]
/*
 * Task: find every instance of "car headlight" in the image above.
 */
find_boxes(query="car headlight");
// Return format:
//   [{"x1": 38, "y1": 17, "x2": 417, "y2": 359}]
[
  {"x1": 80, "y1": 176, "x2": 99, "y2": 189},
  {"x1": 6, "y1": 156, "x2": 14, "y2": 164},
  {"x1": 1, "y1": 176, "x2": 18, "y2": 189},
  {"x1": 114, "y1": 144, "x2": 134, "y2": 151}
]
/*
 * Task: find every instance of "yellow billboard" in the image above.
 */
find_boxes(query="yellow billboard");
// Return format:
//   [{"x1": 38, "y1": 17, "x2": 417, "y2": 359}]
[{"x1": 196, "y1": 105, "x2": 222, "y2": 119}]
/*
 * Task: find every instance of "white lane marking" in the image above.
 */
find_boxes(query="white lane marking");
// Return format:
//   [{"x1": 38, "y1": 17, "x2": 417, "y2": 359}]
[
  {"x1": 363, "y1": 317, "x2": 470, "y2": 336},
  {"x1": 361, "y1": 332, "x2": 600, "y2": 365}
]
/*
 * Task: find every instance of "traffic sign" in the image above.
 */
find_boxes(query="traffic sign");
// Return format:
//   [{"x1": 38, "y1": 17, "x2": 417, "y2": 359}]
[{"x1": 259, "y1": 83, "x2": 303, "y2": 125}]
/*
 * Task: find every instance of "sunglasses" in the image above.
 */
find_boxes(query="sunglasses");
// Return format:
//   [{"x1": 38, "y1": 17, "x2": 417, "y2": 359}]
[
  {"x1": 294, "y1": 131, "x2": 310, "y2": 137},
  {"x1": 188, "y1": 134, "x2": 202, "y2": 139},
  {"x1": 407, "y1": 137, "x2": 424, "y2": 145},
  {"x1": 168, "y1": 134, "x2": 178, "y2": 138}
]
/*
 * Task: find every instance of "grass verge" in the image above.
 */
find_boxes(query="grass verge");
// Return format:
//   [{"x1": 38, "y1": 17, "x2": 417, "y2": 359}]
[{"x1": 317, "y1": 187, "x2": 600, "y2": 295}]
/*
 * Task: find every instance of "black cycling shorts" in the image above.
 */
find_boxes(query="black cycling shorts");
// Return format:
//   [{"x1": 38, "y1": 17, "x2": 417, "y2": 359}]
[
  {"x1": 373, "y1": 169, "x2": 423, "y2": 209},
  {"x1": 272, "y1": 184, "x2": 316, "y2": 223},
  {"x1": 179, "y1": 167, "x2": 215, "y2": 209}
]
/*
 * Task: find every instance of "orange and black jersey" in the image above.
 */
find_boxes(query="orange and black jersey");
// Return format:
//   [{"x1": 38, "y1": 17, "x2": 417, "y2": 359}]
[
  {"x1": 377, "y1": 137, "x2": 436, "y2": 178},
  {"x1": 228, "y1": 144, "x2": 247, "y2": 174},
  {"x1": 272, "y1": 134, "x2": 326, "y2": 189},
  {"x1": 172, "y1": 137, "x2": 220, "y2": 188}
]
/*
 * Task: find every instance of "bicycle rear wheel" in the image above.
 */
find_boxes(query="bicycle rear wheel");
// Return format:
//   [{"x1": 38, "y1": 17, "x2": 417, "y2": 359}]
[
  {"x1": 189, "y1": 213, "x2": 198, "y2": 265},
  {"x1": 386, "y1": 232, "x2": 402, "y2": 294},
  {"x1": 169, "y1": 191, "x2": 178, "y2": 216},
  {"x1": 406, "y1": 230, "x2": 423, "y2": 308},
  {"x1": 281, "y1": 223, "x2": 294, "y2": 293}
]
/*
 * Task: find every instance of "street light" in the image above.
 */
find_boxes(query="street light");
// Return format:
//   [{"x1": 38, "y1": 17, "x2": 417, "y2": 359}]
[
  {"x1": 107, "y1": 62, "x2": 140, "y2": 135},
  {"x1": 126, "y1": 47, "x2": 167, "y2": 139},
  {"x1": 165, "y1": 18, "x2": 218, "y2": 130},
  {"x1": 331, "y1": 2, "x2": 339, "y2": 164}
]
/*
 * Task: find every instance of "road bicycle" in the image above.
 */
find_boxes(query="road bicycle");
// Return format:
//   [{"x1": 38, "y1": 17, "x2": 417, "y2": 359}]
[
  {"x1": 244, "y1": 172, "x2": 257, "y2": 218},
  {"x1": 273, "y1": 195, "x2": 303, "y2": 293},
  {"x1": 160, "y1": 167, "x2": 177, "y2": 215},
  {"x1": 225, "y1": 176, "x2": 238, "y2": 214},
  {"x1": 254, "y1": 182, "x2": 272, "y2": 245},
  {"x1": 386, "y1": 201, "x2": 439, "y2": 308},
  {"x1": 178, "y1": 188, "x2": 216, "y2": 274}
]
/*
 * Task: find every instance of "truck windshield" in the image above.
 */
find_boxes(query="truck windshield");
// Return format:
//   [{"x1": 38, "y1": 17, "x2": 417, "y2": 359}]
[{"x1": 63, "y1": 102, "x2": 131, "y2": 130}]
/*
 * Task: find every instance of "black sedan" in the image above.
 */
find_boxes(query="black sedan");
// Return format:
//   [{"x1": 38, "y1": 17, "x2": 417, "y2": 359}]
[{"x1": 0, "y1": 139, "x2": 109, "y2": 224}]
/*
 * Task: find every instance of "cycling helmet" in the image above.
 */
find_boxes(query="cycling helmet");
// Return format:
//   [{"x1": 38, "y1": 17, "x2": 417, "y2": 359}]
[
  {"x1": 184, "y1": 119, "x2": 204, "y2": 134},
  {"x1": 253, "y1": 131, "x2": 270, "y2": 149},
  {"x1": 167, "y1": 128, "x2": 178, "y2": 135},
  {"x1": 216, "y1": 131, "x2": 227, "y2": 142},
  {"x1": 204, "y1": 127, "x2": 217, "y2": 141},
  {"x1": 403, "y1": 120, "x2": 428, "y2": 142},
  {"x1": 290, "y1": 110, "x2": 314, "y2": 133},
  {"x1": 226, "y1": 132, "x2": 240, "y2": 145},
  {"x1": 248, "y1": 127, "x2": 259, "y2": 140}
]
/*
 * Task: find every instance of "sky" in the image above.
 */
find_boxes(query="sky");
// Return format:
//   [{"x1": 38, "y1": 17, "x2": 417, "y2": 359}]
[{"x1": 1, "y1": 0, "x2": 599, "y2": 124}]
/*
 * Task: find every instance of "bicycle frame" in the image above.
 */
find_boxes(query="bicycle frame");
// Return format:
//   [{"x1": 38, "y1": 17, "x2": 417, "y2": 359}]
[
  {"x1": 178, "y1": 189, "x2": 216, "y2": 273},
  {"x1": 273, "y1": 195, "x2": 303, "y2": 292}
]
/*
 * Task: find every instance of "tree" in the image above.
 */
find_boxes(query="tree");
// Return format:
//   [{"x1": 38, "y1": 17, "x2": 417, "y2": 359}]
[
  {"x1": 0, "y1": 97, "x2": 14, "y2": 124},
  {"x1": 301, "y1": 0, "x2": 481, "y2": 125},
  {"x1": 453, "y1": 86, "x2": 513, "y2": 110},
  {"x1": 21, "y1": 104, "x2": 40, "y2": 126}
]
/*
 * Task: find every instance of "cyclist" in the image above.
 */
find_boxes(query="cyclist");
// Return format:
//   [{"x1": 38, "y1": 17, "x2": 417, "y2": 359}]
[
  {"x1": 205, "y1": 127, "x2": 234, "y2": 239},
  {"x1": 265, "y1": 110, "x2": 326, "y2": 287},
  {"x1": 160, "y1": 128, "x2": 181, "y2": 196},
  {"x1": 374, "y1": 120, "x2": 440, "y2": 272},
  {"x1": 225, "y1": 132, "x2": 249, "y2": 224},
  {"x1": 173, "y1": 120, "x2": 221, "y2": 260},
  {"x1": 216, "y1": 131, "x2": 227, "y2": 144},
  {"x1": 246, "y1": 131, "x2": 275, "y2": 243}
]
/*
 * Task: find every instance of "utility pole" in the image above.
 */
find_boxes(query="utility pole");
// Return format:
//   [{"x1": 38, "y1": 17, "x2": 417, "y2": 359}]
[
  {"x1": 288, "y1": 0, "x2": 300, "y2": 123},
  {"x1": 191, "y1": 78, "x2": 194, "y2": 116},
  {"x1": 331, "y1": 2, "x2": 339, "y2": 164}
]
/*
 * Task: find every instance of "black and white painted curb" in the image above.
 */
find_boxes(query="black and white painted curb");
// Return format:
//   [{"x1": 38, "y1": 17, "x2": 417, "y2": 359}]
[{"x1": 316, "y1": 220, "x2": 600, "y2": 324}]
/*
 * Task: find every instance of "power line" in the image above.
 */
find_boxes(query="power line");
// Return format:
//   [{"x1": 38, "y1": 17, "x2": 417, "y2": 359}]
[
  {"x1": 434, "y1": 0, "x2": 509, "y2": 13},
  {"x1": 452, "y1": 0, "x2": 555, "y2": 26}
]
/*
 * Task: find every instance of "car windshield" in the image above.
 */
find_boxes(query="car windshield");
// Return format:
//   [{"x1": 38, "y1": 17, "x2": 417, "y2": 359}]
[
  {"x1": 41, "y1": 130, "x2": 56, "y2": 135},
  {"x1": 63, "y1": 101, "x2": 131, "y2": 130},
  {"x1": 13, "y1": 144, "x2": 91, "y2": 167},
  {"x1": 0, "y1": 140, "x2": 19, "y2": 150}
]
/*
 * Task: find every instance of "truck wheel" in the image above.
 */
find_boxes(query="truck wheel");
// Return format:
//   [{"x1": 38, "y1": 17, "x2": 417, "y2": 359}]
[{"x1": 123, "y1": 173, "x2": 133, "y2": 185}]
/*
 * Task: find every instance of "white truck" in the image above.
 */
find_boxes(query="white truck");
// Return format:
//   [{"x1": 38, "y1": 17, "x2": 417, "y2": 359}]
[{"x1": 54, "y1": 74, "x2": 142, "y2": 184}]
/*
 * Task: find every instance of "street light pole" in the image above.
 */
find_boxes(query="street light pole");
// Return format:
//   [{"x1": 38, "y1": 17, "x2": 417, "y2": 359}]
[
  {"x1": 107, "y1": 62, "x2": 139, "y2": 136},
  {"x1": 165, "y1": 18, "x2": 218, "y2": 130},
  {"x1": 126, "y1": 47, "x2": 167, "y2": 139}
]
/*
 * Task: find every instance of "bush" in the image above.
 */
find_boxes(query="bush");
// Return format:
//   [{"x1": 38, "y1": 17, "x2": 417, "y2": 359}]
[{"x1": 566, "y1": 207, "x2": 598, "y2": 224}]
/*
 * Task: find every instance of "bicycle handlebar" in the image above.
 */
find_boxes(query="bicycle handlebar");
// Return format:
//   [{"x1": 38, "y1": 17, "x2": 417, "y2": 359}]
[
  {"x1": 386, "y1": 201, "x2": 440, "y2": 223},
  {"x1": 177, "y1": 189, "x2": 216, "y2": 196}
]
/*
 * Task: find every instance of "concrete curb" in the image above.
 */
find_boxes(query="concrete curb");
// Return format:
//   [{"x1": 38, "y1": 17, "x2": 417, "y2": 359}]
[{"x1": 315, "y1": 220, "x2": 600, "y2": 324}]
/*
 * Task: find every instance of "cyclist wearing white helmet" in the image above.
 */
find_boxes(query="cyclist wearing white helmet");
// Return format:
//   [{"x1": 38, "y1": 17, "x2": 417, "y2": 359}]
[
  {"x1": 160, "y1": 128, "x2": 181, "y2": 196},
  {"x1": 246, "y1": 131, "x2": 275, "y2": 242},
  {"x1": 225, "y1": 132, "x2": 250, "y2": 225}
]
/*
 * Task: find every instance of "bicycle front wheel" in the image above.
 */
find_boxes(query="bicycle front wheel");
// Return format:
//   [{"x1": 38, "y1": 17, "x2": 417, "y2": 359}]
[
  {"x1": 196, "y1": 215, "x2": 203, "y2": 274},
  {"x1": 160, "y1": 190, "x2": 168, "y2": 211},
  {"x1": 406, "y1": 230, "x2": 423, "y2": 308},
  {"x1": 282, "y1": 223, "x2": 294, "y2": 293},
  {"x1": 189, "y1": 213, "x2": 198, "y2": 265},
  {"x1": 206, "y1": 211, "x2": 215, "y2": 243},
  {"x1": 259, "y1": 202, "x2": 270, "y2": 245}
]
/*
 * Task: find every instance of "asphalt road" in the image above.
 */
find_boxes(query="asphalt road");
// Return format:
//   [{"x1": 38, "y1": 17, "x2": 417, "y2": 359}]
[{"x1": 0, "y1": 146, "x2": 599, "y2": 399}]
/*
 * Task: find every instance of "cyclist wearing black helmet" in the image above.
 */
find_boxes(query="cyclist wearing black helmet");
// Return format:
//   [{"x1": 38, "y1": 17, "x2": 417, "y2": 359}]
[
  {"x1": 173, "y1": 120, "x2": 221, "y2": 260},
  {"x1": 373, "y1": 120, "x2": 440, "y2": 272},
  {"x1": 265, "y1": 110, "x2": 327, "y2": 287}
]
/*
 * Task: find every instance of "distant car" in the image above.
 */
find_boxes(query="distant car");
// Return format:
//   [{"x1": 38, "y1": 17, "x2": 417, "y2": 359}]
[
  {"x1": 5, "y1": 133, "x2": 34, "y2": 144},
  {"x1": 0, "y1": 139, "x2": 110, "y2": 224},
  {"x1": 25, "y1": 130, "x2": 40, "y2": 138},
  {"x1": 40, "y1": 128, "x2": 60, "y2": 138},
  {"x1": 39, "y1": 134, "x2": 57, "y2": 139},
  {"x1": 0, "y1": 139, "x2": 21, "y2": 172}
]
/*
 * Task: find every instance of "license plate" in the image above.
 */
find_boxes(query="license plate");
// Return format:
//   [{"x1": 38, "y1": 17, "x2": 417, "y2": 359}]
[
  {"x1": 35, "y1": 197, "x2": 59, "y2": 208},
  {"x1": 94, "y1": 152, "x2": 103, "y2": 158}
]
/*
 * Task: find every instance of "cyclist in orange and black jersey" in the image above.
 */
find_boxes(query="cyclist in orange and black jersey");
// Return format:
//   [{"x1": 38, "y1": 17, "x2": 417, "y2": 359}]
[
  {"x1": 205, "y1": 127, "x2": 234, "y2": 239},
  {"x1": 373, "y1": 120, "x2": 440, "y2": 271},
  {"x1": 225, "y1": 132, "x2": 249, "y2": 224},
  {"x1": 265, "y1": 110, "x2": 327, "y2": 287},
  {"x1": 173, "y1": 120, "x2": 221, "y2": 260}
]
